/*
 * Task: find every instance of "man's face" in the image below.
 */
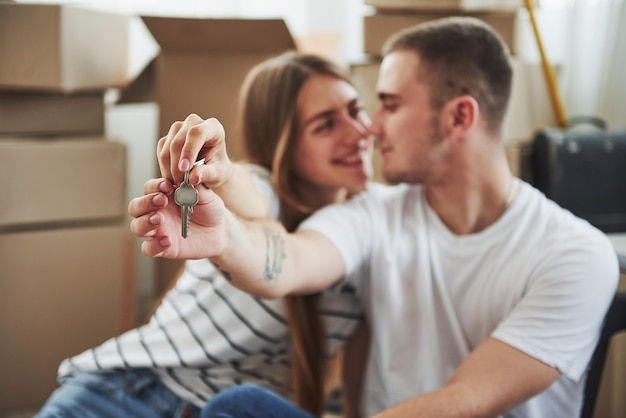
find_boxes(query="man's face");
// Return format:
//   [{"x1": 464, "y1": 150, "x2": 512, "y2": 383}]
[{"x1": 370, "y1": 50, "x2": 445, "y2": 185}]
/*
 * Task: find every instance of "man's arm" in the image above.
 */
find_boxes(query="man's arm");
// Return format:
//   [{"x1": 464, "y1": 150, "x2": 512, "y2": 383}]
[{"x1": 373, "y1": 338, "x2": 560, "y2": 418}]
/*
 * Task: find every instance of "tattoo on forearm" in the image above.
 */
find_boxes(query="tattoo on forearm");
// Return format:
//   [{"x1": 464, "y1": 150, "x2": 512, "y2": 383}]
[{"x1": 263, "y1": 227, "x2": 285, "y2": 282}]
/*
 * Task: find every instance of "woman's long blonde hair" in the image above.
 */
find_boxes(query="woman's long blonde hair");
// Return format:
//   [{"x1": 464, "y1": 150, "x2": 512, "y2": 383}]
[{"x1": 238, "y1": 50, "x2": 354, "y2": 416}]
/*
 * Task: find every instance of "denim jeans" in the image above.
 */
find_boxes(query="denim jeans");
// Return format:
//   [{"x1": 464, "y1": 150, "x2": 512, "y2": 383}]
[
  {"x1": 35, "y1": 369, "x2": 200, "y2": 418},
  {"x1": 200, "y1": 385, "x2": 315, "y2": 418}
]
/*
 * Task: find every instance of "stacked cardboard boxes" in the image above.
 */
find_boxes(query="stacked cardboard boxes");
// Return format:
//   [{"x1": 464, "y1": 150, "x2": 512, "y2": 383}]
[
  {"x1": 365, "y1": 0, "x2": 523, "y2": 11},
  {"x1": 352, "y1": 0, "x2": 558, "y2": 179},
  {"x1": 0, "y1": 3, "x2": 135, "y2": 414},
  {"x1": 363, "y1": 6, "x2": 520, "y2": 56},
  {"x1": 118, "y1": 16, "x2": 297, "y2": 294}
]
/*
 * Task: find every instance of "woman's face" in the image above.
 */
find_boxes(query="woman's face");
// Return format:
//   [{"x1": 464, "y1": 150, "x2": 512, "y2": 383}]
[{"x1": 293, "y1": 75, "x2": 373, "y2": 200}]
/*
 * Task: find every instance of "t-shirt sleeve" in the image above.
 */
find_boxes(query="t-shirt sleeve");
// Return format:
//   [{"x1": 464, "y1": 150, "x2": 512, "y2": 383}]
[
  {"x1": 244, "y1": 164, "x2": 280, "y2": 220},
  {"x1": 492, "y1": 226, "x2": 619, "y2": 382},
  {"x1": 298, "y1": 187, "x2": 380, "y2": 290}
]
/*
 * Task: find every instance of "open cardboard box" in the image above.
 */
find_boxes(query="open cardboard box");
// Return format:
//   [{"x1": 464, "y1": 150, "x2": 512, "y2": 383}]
[
  {"x1": 0, "y1": 3, "x2": 129, "y2": 92},
  {"x1": 120, "y1": 16, "x2": 297, "y2": 162},
  {"x1": 118, "y1": 16, "x2": 296, "y2": 292}
]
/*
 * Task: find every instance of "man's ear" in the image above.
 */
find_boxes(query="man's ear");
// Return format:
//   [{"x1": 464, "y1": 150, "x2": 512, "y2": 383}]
[{"x1": 443, "y1": 95, "x2": 479, "y2": 138}]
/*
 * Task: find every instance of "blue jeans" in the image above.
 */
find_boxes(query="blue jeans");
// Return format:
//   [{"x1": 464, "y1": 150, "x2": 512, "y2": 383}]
[
  {"x1": 200, "y1": 385, "x2": 315, "y2": 418},
  {"x1": 35, "y1": 369, "x2": 200, "y2": 418}
]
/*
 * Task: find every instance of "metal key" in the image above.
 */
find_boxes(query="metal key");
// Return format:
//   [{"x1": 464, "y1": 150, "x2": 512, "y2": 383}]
[{"x1": 174, "y1": 159, "x2": 204, "y2": 238}]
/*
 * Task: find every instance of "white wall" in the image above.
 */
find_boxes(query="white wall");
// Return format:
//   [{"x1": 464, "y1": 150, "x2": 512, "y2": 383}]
[{"x1": 105, "y1": 102, "x2": 159, "y2": 319}]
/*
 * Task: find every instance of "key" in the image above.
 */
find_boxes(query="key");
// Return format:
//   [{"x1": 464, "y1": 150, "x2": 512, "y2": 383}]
[
  {"x1": 175, "y1": 181, "x2": 197, "y2": 238},
  {"x1": 174, "y1": 159, "x2": 204, "y2": 238}
]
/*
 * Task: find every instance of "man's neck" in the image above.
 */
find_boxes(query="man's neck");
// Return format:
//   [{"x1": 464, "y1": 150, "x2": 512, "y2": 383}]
[{"x1": 425, "y1": 166, "x2": 515, "y2": 236}]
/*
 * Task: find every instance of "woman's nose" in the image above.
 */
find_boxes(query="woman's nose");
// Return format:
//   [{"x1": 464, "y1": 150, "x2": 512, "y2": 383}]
[
  {"x1": 367, "y1": 110, "x2": 382, "y2": 138},
  {"x1": 344, "y1": 116, "x2": 370, "y2": 143}
]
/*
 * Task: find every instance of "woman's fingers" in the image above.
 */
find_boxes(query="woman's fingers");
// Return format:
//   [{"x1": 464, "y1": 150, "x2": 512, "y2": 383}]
[{"x1": 156, "y1": 115, "x2": 228, "y2": 186}]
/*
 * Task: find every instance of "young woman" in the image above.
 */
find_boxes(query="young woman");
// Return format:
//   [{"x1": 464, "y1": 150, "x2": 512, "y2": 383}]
[{"x1": 35, "y1": 51, "x2": 372, "y2": 418}]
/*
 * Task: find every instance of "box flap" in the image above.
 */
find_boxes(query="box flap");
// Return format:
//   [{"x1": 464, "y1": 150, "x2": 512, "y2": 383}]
[
  {"x1": 141, "y1": 16, "x2": 296, "y2": 52},
  {"x1": 116, "y1": 58, "x2": 156, "y2": 104}
]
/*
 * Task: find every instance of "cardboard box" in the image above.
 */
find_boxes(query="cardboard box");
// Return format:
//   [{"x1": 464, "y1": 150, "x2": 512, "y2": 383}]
[
  {"x1": 120, "y1": 16, "x2": 296, "y2": 161},
  {"x1": 364, "y1": 10, "x2": 519, "y2": 56},
  {"x1": 0, "y1": 91, "x2": 104, "y2": 136},
  {"x1": 0, "y1": 139, "x2": 126, "y2": 228},
  {"x1": 365, "y1": 0, "x2": 522, "y2": 11},
  {"x1": 0, "y1": 224, "x2": 136, "y2": 413},
  {"x1": 0, "y1": 3, "x2": 129, "y2": 92}
]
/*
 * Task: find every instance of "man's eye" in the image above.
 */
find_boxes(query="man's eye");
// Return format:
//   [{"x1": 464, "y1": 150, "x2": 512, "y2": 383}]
[
  {"x1": 349, "y1": 105, "x2": 365, "y2": 119},
  {"x1": 382, "y1": 102, "x2": 398, "y2": 112}
]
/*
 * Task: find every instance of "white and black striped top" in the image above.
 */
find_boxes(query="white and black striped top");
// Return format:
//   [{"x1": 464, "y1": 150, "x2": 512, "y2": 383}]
[{"x1": 57, "y1": 166, "x2": 363, "y2": 407}]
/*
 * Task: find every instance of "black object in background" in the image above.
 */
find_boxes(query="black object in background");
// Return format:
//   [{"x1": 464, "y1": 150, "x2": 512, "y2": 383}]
[{"x1": 531, "y1": 118, "x2": 626, "y2": 233}]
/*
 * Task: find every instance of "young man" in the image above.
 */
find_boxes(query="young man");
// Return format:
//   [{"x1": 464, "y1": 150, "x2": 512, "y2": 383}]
[{"x1": 130, "y1": 17, "x2": 619, "y2": 417}]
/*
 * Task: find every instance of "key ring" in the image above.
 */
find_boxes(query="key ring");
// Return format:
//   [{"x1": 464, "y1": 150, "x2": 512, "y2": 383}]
[{"x1": 183, "y1": 158, "x2": 205, "y2": 185}]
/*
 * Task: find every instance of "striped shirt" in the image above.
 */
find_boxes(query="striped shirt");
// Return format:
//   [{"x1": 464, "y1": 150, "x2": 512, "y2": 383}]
[{"x1": 57, "y1": 166, "x2": 363, "y2": 407}]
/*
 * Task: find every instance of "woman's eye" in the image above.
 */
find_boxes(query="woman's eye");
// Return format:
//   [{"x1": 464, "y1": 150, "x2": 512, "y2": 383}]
[{"x1": 313, "y1": 119, "x2": 334, "y2": 133}]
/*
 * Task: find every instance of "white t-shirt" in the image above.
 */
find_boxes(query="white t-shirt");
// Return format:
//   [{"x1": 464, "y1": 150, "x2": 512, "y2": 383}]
[
  {"x1": 299, "y1": 179, "x2": 619, "y2": 417},
  {"x1": 59, "y1": 165, "x2": 362, "y2": 407}
]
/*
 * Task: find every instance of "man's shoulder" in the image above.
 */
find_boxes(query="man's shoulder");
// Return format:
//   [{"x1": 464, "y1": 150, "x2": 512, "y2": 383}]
[
  {"x1": 520, "y1": 181, "x2": 602, "y2": 233},
  {"x1": 520, "y1": 182, "x2": 618, "y2": 272}
]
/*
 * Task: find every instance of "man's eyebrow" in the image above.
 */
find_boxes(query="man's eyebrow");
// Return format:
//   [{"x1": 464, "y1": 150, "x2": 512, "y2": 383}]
[
  {"x1": 378, "y1": 92, "x2": 398, "y2": 101},
  {"x1": 347, "y1": 97, "x2": 361, "y2": 107}
]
